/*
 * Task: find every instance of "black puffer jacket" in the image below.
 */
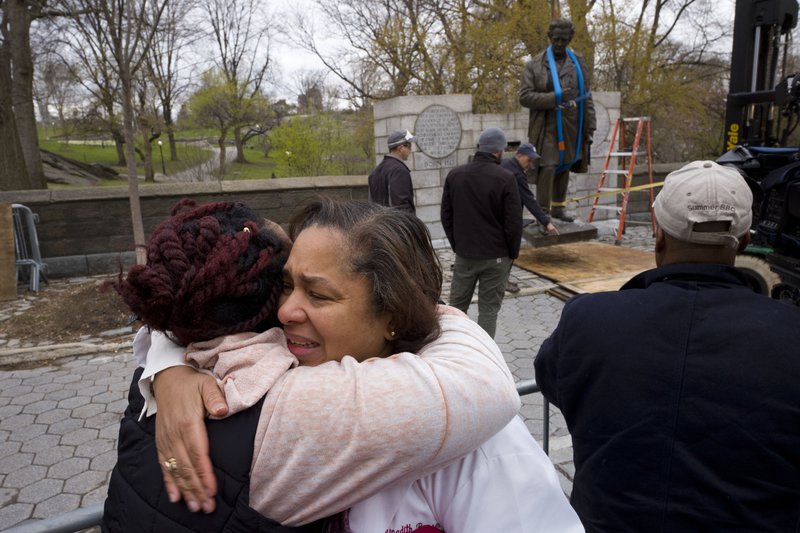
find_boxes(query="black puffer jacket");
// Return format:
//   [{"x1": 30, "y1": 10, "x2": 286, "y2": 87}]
[{"x1": 102, "y1": 367, "x2": 325, "y2": 533}]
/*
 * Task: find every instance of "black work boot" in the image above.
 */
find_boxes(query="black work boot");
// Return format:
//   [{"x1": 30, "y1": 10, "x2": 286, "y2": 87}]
[{"x1": 551, "y1": 207, "x2": 575, "y2": 223}]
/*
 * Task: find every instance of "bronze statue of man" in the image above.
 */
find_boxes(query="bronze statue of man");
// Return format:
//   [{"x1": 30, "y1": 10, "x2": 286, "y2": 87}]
[{"x1": 519, "y1": 18, "x2": 596, "y2": 222}]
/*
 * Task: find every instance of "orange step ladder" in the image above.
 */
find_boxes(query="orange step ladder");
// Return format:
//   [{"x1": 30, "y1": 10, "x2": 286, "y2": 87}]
[{"x1": 588, "y1": 116, "x2": 656, "y2": 244}]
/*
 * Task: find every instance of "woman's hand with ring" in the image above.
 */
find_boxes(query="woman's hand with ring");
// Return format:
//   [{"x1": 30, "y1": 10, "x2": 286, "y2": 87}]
[
  {"x1": 163, "y1": 457, "x2": 178, "y2": 474},
  {"x1": 154, "y1": 366, "x2": 227, "y2": 513}
]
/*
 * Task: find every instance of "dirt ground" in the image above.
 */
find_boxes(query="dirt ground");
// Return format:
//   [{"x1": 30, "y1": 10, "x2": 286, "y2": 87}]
[{"x1": 1, "y1": 278, "x2": 133, "y2": 344}]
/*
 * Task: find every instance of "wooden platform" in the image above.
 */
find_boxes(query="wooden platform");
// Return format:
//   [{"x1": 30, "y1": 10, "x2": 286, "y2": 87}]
[{"x1": 514, "y1": 241, "x2": 656, "y2": 297}]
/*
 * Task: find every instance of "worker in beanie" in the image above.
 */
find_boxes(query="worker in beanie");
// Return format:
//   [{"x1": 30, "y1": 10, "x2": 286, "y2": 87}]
[{"x1": 441, "y1": 127, "x2": 522, "y2": 337}]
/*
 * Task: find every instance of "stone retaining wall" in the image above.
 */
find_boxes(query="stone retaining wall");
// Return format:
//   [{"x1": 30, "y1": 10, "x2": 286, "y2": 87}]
[{"x1": 1, "y1": 177, "x2": 367, "y2": 278}]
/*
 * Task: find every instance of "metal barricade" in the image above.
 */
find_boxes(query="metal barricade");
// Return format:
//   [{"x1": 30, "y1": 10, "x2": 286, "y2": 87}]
[
  {"x1": 516, "y1": 379, "x2": 550, "y2": 454},
  {"x1": 2, "y1": 503, "x2": 103, "y2": 533},
  {"x1": 3, "y1": 381, "x2": 550, "y2": 533},
  {"x1": 12, "y1": 203, "x2": 47, "y2": 292}
]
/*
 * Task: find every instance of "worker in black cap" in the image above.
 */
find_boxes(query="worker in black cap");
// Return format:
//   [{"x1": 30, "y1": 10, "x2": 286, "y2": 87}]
[{"x1": 501, "y1": 142, "x2": 558, "y2": 293}]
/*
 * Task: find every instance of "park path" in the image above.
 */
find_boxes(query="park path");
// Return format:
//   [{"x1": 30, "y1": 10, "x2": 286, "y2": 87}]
[{"x1": 157, "y1": 142, "x2": 235, "y2": 183}]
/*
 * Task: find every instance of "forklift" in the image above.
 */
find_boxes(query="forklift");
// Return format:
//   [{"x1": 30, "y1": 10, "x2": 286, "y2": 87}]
[{"x1": 718, "y1": 0, "x2": 800, "y2": 305}]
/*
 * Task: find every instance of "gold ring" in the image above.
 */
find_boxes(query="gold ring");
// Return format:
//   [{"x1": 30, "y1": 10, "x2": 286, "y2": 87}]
[{"x1": 163, "y1": 457, "x2": 178, "y2": 474}]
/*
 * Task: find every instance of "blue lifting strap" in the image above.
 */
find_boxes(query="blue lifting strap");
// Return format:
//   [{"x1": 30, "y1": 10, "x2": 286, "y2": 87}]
[{"x1": 546, "y1": 46, "x2": 586, "y2": 174}]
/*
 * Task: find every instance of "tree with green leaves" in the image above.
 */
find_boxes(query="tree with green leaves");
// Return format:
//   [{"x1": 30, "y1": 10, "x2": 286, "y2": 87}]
[
  {"x1": 268, "y1": 112, "x2": 372, "y2": 177},
  {"x1": 184, "y1": 70, "x2": 237, "y2": 175}
]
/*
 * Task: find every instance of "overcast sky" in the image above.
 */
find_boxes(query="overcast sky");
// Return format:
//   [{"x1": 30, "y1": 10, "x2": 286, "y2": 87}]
[{"x1": 269, "y1": 0, "x2": 333, "y2": 102}]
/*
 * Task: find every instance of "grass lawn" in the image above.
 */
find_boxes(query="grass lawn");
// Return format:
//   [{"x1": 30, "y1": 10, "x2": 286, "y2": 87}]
[
  {"x1": 39, "y1": 135, "x2": 316, "y2": 185},
  {"x1": 40, "y1": 139, "x2": 214, "y2": 185},
  {"x1": 224, "y1": 147, "x2": 288, "y2": 180}
]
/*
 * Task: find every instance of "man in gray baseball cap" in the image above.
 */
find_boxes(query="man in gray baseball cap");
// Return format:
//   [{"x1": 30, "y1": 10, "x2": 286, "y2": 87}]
[
  {"x1": 535, "y1": 160, "x2": 800, "y2": 530},
  {"x1": 368, "y1": 129, "x2": 417, "y2": 214}
]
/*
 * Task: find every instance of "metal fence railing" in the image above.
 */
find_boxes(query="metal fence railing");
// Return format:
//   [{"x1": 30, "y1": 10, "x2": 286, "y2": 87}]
[
  {"x1": 3, "y1": 381, "x2": 549, "y2": 533},
  {"x1": 12, "y1": 203, "x2": 48, "y2": 292}
]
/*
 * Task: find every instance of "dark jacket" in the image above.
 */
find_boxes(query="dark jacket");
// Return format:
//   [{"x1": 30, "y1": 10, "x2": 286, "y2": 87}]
[
  {"x1": 368, "y1": 155, "x2": 415, "y2": 214},
  {"x1": 534, "y1": 263, "x2": 800, "y2": 532},
  {"x1": 102, "y1": 367, "x2": 325, "y2": 533},
  {"x1": 441, "y1": 152, "x2": 522, "y2": 260},
  {"x1": 500, "y1": 156, "x2": 551, "y2": 226}
]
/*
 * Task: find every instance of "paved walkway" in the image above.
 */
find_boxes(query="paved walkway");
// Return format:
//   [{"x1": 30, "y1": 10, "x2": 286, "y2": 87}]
[{"x1": 0, "y1": 223, "x2": 656, "y2": 530}]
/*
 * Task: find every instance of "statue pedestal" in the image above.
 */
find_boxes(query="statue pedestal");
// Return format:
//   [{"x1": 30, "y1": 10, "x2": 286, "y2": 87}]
[{"x1": 522, "y1": 218, "x2": 598, "y2": 248}]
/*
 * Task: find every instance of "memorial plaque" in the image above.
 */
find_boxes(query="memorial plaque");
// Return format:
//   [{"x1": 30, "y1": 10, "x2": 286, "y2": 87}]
[
  {"x1": 414, "y1": 105, "x2": 462, "y2": 159},
  {"x1": 416, "y1": 152, "x2": 457, "y2": 170}
]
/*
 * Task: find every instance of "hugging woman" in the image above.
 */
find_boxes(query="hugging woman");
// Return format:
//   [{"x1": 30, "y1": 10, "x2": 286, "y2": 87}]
[{"x1": 103, "y1": 198, "x2": 580, "y2": 532}]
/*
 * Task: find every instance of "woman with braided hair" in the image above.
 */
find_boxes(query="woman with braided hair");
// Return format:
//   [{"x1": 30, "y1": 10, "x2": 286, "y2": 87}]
[
  {"x1": 114, "y1": 198, "x2": 287, "y2": 346},
  {"x1": 104, "y1": 197, "x2": 579, "y2": 532},
  {"x1": 104, "y1": 199, "x2": 316, "y2": 532}
]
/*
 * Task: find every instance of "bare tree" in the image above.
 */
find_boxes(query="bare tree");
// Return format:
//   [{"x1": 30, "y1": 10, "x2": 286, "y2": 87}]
[
  {"x1": 55, "y1": 9, "x2": 128, "y2": 165},
  {"x1": 592, "y1": 0, "x2": 730, "y2": 159},
  {"x1": 0, "y1": 0, "x2": 32, "y2": 190},
  {"x1": 6, "y1": 0, "x2": 48, "y2": 188},
  {"x1": 33, "y1": 58, "x2": 80, "y2": 140},
  {"x1": 146, "y1": 0, "x2": 194, "y2": 161},
  {"x1": 287, "y1": 0, "x2": 551, "y2": 112},
  {"x1": 133, "y1": 73, "x2": 161, "y2": 182},
  {"x1": 201, "y1": 0, "x2": 273, "y2": 164},
  {"x1": 64, "y1": 0, "x2": 169, "y2": 264}
]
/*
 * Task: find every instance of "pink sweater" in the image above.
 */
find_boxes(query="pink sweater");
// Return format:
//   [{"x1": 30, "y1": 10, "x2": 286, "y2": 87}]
[{"x1": 160, "y1": 310, "x2": 519, "y2": 525}]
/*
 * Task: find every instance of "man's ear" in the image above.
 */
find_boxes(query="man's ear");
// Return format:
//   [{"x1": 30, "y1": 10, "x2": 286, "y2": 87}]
[
  {"x1": 655, "y1": 227, "x2": 666, "y2": 253},
  {"x1": 737, "y1": 231, "x2": 751, "y2": 253}
]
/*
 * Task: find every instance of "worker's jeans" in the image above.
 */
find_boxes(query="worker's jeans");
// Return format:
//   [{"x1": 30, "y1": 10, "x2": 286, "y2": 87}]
[{"x1": 448, "y1": 255, "x2": 512, "y2": 338}]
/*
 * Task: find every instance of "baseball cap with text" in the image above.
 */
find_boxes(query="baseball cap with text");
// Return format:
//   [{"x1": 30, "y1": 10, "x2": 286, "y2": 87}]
[{"x1": 653, "y1": 160, "x2": 753, "y2": 248}]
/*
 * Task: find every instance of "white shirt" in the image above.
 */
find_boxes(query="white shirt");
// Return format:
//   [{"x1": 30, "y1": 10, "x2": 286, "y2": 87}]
[{"x1": 348, "y1": 417, "x2": 584, "y2": 533}]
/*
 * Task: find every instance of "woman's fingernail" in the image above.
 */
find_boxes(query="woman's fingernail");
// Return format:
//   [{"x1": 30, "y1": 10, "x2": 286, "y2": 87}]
[
  {"x1": 187, "y1": 500, "x2": 200, "y2": 513},
  {"x1": 212, "y1": 403, "x2": 226, "y2": 414},
  {"x1": 202, "y1": 500, "x2": 215, "y2": 514},
  {"x1": 168, "y1": 489, "x2": 179, "y2": 503}
]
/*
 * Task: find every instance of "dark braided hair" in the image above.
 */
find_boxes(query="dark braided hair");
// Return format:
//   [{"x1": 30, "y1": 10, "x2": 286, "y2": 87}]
[{"x1": 112, "y1": 199, "x2": 286, "y2": 346}]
